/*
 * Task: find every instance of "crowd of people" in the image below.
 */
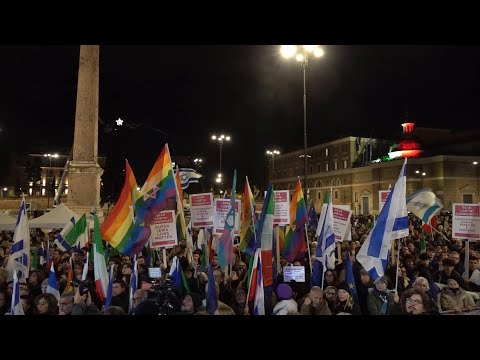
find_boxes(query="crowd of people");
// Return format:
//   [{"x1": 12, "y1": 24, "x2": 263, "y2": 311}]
[{"x1": 0, "y1": 211, "x2": 479, "y2": 315}]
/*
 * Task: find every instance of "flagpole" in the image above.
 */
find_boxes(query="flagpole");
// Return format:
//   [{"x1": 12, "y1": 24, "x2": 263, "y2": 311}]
[
  {"x1": 394, "y1": 238, "x2": 401, "y2": 294},
  {"x1": 304, "y1": 223, "x2": 312, "y2": 274},
  {"x1": 276, "y1": 227, "x2": 282, "y2": 275},
  {"x1": 463, "y1": 240, "x2": 470, "y2": 281},
  {"x1": 162, "y1": 248, "x2": 167, "y2": 268}
]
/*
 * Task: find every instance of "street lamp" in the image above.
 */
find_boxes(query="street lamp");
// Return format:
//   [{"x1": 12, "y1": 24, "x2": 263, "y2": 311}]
[
  {"x1": 211, "y1": 134, "x2": 231, "y2": 176},
  {"x1": 193, "y1": 158, "x2": 203, "y2": 171},
  {"x1": 415, "y1": 170, "x2": 426, "y2": 188},
  {"x1": 44, "y1": 153, "x2": 59, "y2": 208},
  {"x1": 281, "y1": 45, "x2": 324, "y2": 199},
  {"x1": 266, "y1": 150, "x2": 280, "y2": 180},
  {"x1": 474, "y1": 161, "x2": 479, "y2": 197}
]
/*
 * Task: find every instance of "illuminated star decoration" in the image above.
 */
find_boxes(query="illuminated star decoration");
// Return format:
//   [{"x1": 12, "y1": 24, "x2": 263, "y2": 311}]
[{"x1": 116, "y1": 118, "x2": 124, "y2": 126}]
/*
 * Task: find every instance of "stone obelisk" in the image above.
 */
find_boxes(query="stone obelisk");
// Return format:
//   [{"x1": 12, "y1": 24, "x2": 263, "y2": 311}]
[{"x1": 67, "y1": 45, "x2": 104, "y2": 220}]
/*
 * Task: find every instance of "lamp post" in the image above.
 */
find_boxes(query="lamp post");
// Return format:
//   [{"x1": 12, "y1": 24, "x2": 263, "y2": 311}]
[
  {"x1": 211, "y1": 133, "x2": 231, "y2": 178},
  {"x1": 281, "y1": 45, "x2": 324, "y2": 200},
  {"x1": 193, "y1": 158, "x2": 203, "y2": 171},
  {"x1": 266, "y1": 149, "x2": 280, "y2": 180},
  {"x1": 44, "y1": 153, "x2": 59, "y2": 208},
  {"x1": 474, "y1": 161, "x2": 479, "y2": 197}
]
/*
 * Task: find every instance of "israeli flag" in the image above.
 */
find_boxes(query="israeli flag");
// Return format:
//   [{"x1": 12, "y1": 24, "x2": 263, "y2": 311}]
[
  {"x1": 357, "y1": 159, "x2": 409, "y2": 280},
  {"x1": 315, "y1": 192, "x2": 336, "y2": 272},
  {"x1": 10, "y1": 270, "x2": 24, "y2": 315},
  {"x1": 406, "y1": 188, "x2": 443, "y2": 224},
  {"x1": 46, "y1": 263, "x2": 60, "y2": 302},
  {"x1": 6, "y1": 197, "x2": 30, "y2": 281},
  {"x1": 178, "y1": 168, "x2": 202, "y2": 189},
  {"x1": 129, "y1": 256, "x2": 138, "y2": 311}
]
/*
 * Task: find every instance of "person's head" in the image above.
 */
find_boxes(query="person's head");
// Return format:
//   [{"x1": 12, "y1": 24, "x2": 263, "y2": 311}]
[
  {"x1": 469, "y1": 256, "x2": 479, "y2": 271},
  {"x1": 103, "y1": 306, "x2": 126, "y2": 315},
  {"x1": 51, "y1": 250, "x2": 60, "y2": 260},
  {"x1": 403, "y1": 255, "x2": 415, "y2": 269},
  {"x1": 41, "y1": 278, "x2": 48, "y2": 294},
  {"x1": 308, "y1": 286, "x2": 324, "y2": 308},
  {"x1": 184, "y1": 268, "x2": 194, "y2": 280},
  {"x1": 121, "y1": 255, "x2": 131, "y2": 264},
  {"x1": 442, "y1": 258, "x2": 456, "y2": 274},
  {"x1": 28, "y1": 270, "x2": 44, "y2": 286},
  {"x1": 59, "y1": 292, "x2": 74, "y2": 315},
  {"x1": 359, "y1": 268, "x2": 371, "y2": 284},
  {"x1": 235, "y1": 262, "x2": 247, "y2": 277},
  {"x1": 211, "y1": 255, "x2": 218, "y2": 267},
  {"x1": 112, "y1": 279, "x2": 126, "y2": 297},
  {"x1": 447, "y1": 278, "x2": 460, "y2": 290},
  {"x1": 407, "y1": 243, "x2": 415, "y2": 253},
  {"x1": 73, "y1": 263, "x2": 83, "y2": 276},
  {"x1": 336, "y1": 282, "x2": 351, "y2": 303},
  {"x1": 419, "y1": 253, "x2": 430, "y2": 265},
  {"x1": 413, "y1": 277, "x2": 429, "y2": 292},
  {"x1": 192, "y1": 250, "x2": 201, "y2": 263},
  {"x1": 427, "y1": 247, "x2": 435, "y2": 259},
  {"x1": 19, "y1": 282, "x2": 29, "y2": 297},
  {"x1": 34, "y1": 293, "x2": 58, "y2": 315},
  {"x1": 121, "y1": 263, "x2": 132, "y2": 275},
  {"x1": 137, "y1": 256, "x2": 145, "y2": 266},
  {"x1": 6, "y1": 281, "x2": 13, "y2": 297},
  {"x1": 374, "y1": 276, "x2": 389, "y2": 292},
  {"x1": 0, "y1": 290, "x2": 6, "y2": 309},
  {"x1": 403, "y1": 288, "x2": 429, "y2": 315},
  {"x1": 213, "y1": 269, "x2": 224, "y2": 284},
  {"x1": 324, "y1": 270, "x2": 337, "y2": 286},
  {"x1": 449, "y1": 251, "x2": 460, "y2": 264},
  {"x1": 180, "y1": 292, "x2": 203, "y2": 313},
  {"x1": 235, "y1": 287, "x2": 247, "y2": 305},
  {"x1": 132, "y1": 289, "x2": 147, "y2": 307},
  {"x1": 324, "y1": 286, "x2": 336, "y2": 302}
]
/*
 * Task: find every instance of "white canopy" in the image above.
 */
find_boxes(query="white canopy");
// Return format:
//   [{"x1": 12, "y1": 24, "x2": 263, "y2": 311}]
[
  {"x1": 0, "y1": 211, "x2": 17, "y2": 231},
  {"x1": 29, "y1": 203, "x2": 81, "y2": 229}
]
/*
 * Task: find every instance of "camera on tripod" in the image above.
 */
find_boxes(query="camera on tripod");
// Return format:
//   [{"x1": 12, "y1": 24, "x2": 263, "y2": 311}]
[
  {"x1": 146, "y1": 279, "x2": 181, "y2": 315},
  {"x1": 71, "y1": 278, "x2": 90, "y2": 296}
]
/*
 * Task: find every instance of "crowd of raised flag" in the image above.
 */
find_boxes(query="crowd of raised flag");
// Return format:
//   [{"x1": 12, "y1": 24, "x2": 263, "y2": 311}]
[{"x1": 1, "y1": 145, "x2": 479, "y2": 315}]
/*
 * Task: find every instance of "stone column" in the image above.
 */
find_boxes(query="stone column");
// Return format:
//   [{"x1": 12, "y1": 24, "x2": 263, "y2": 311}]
[{"x1": 67, "y1": 45, "x2": 104, "y2": 221}]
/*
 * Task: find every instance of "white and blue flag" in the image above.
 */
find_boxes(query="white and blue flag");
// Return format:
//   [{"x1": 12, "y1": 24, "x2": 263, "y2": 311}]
[
  {"x1": 406, "y1": 188, "x2": 443, "y2": 224},
  {"x1": 54, "y1": 216, "x2": 76, "y2": 252},
  {"x1": 315, "y1": 192, "x2": 336, "y2": 272},
  {"x1": 178, "y1": 168, "x2": 202, "y2": 189},
  {"x1": 357, "y1": 159, "x2": 409, "y2": 280},
  {"x1": 46, "y1": 262, "x2": 60, "y2": 302},
  {"x1": 129, "y1": 256, "x2": 138, "y2": 311},
  {"x1": 10, "y1": 270, "x2": 24, "y2": 315},
  {"x1": 6, "y1": 197, "x2": 30, "y2": 281}
]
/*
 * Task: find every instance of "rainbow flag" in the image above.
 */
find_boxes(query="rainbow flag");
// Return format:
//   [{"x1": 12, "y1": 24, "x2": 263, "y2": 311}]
[
  {"x1": 101, "y1": 160, "x2": 138, "y2": 254},
  {"x1": 282, "y1": 178, "x2": 308, "y2": 263},
  {"x1": 217, "y1": 169, "x2": 237, "y2": 268},
  {"x1": 131, "y1": 144, "x2": 177, "y2": 255},
  {"x1": 174, "y1": 166, "x2": 187, "y2": 244},
  {"x1": 239, "y1": 176, "x2": 257, "y2": 255}
]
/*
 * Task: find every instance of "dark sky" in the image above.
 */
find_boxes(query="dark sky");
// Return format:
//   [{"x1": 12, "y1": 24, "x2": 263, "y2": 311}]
[{"x1": 1, "y1": 45, "x2": 480, "y2": 189}]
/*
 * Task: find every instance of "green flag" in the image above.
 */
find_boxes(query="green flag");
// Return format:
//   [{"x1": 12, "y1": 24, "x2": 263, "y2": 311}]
[{"x1": 420, "y1": 233, "x2": 427, "y2": 254}]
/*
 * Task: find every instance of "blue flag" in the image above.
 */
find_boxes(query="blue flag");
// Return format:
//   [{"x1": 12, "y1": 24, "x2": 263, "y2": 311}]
[
  {"x1": 308, "y1": 202, "x2": 318, "y2": 229},
  {"x1": 105, "y1": 265, "x2": 114, "y2": 309},
  {"x1": 206, "y1": 263, "x2": 218, "y2": 314},
  {"x1": 345, "y1": 251, "x2": 358, "y2": 304}
]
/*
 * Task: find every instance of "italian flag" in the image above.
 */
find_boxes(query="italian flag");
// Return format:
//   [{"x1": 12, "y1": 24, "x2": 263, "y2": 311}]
[
  {"x1": 93, "y1": 213, "x2": 109, "y2": 302},
  {"x1": 258, "y1": 184, "x2": 275, "y2": 287}
]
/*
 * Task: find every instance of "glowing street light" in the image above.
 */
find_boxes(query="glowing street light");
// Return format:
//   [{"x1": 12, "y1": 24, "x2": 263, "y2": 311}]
[
  {"x1": 211, "y1": 133, "x2": 231, "y2": 175},
  {"x1": 280, "y1": 45, "x2": 324, "y2": 198},
  {"x1": 266, "y1": 149, "x2": 280, "y2": 180}
]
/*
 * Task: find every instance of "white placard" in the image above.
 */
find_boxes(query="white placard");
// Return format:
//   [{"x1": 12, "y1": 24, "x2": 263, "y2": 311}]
[
  {"x1": 320, "y1": 204, "x2": 352, "y2": 241},
  {"x1": 452, "y1": 203, "x2": 480, "y2": 240},
  {"x1": 148, "y1": 210, "x2": 178, "y2": 249},
  {"x1": 213, "y1": 199, "x2": 241, "y2": 235},
  {"x1": 283, "y1": 266, "x2": 305, "y2": 282},
  {"x1": 190, "y1": 193, "x2": 214, "y2": 227},
  {"x1": 264, "y1": 190, "x2": 290, "y2": 226}
]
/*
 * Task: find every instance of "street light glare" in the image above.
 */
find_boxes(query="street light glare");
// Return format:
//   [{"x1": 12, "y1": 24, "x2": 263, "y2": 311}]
[
  {"x1": 304, "y1": 45, "x2": 318, "y2": 52},
  {"x1": 474, "y1": 161, "x2": 478, "y2": 165},
  {"x1": 216, "y1": 178, "x2": 221, "y2": 183},
  {"x1": 280, "y1": 45, "x2": 297, "y2": 59},
  {"x1": 225, "y1": 136, "x2": 231, "y2": 141},
  {"x1": 415, "y1": 170, "x2": 420, "y2": 174},
  {"x1": 314, "y1": 48, "x2": 324, "y2": 57},
  {"x1": 422, "y1": 172, "x2": 426, "y2": 176},
  {"x1": 211, "y1": 135, "x2": 216, "y2": 140},
  {"x1": 218, "y1": 173, "x2": 222, "y2": 178},
  {"x1": 296, "y1": 54, "x2": 304, "y2": 62}
]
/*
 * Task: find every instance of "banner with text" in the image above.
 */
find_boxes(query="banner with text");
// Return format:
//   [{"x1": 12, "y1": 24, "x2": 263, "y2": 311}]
[
  {"x1": 213, "y1": 199, "x2": 241, "y2": 235},
  {"x1": 148, "y1": 210, "x2": 178, "y2": 249},
  {"x1": 264, "y1": 190, "x2": 290, "y2": 226},
  {"x1": 452, "y1": 203, "x2": 480, "y2": 240},
  {"x1": 190, "y1": 193, "x2": 214, "y2": 227},
  {"x1": 321, "y1": 204, "x2": 352, "y2": 241}
]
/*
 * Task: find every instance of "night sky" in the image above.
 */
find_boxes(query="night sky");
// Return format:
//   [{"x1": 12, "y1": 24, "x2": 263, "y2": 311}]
[{"x1": 1, "y1": 45, "x2": 480, "y2": 192}]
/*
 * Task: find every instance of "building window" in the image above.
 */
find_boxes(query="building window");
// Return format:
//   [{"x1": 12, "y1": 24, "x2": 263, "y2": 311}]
[
  {"x1": 317, "y1": 164, "x2": 321, "y2": 173},
  {"x1": 344, "y1": 160, "x2": 347, "y2": 169},
  {"x1": 318, "y1": 191, "x2": 322, "y2": 200},
  {"x1": 342, "y1": 144, "x2": 348, "y2": 152},
  {"x1": 283, "y1": 170, "x2": 287, "y2": 177},
  {"x1": 290, "y1": 194, "x2": 293, "y2": 201},
  {"x1": 325, "y1": 163, "x2": 329, "y2": 172},
  {"x1": 334, "y1": 161, "x2": 338, "y2": 170},
  {"x1": 64, "y1": 188, "x2": 68, "y2": 195},
  {"x1": 309, "y1": 166, "x2": 313, "y2": 174},
  {"x1": 41, "y1": 188, "x2": 45, "y2": 196},
  {"x1": 325, "y1": 148, "x2": 329, "y2": 156},
  {"x1": 463, "y1": 194, "x2": 473, "y2": 203},
  {"x1": 334, "y1": 190, "x2": 339, "y2": 200},
  {"x1": 29, "y1": 188, "x2": 32, "y2": 196},
  {"x1": 354, "y1": 192, "x2": 358, "y2": 202}
]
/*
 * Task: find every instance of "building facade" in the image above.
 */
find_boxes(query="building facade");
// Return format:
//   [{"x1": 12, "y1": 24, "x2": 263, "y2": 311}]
[{"x1": 270, "y1": 134, "x2": 480, "y2": 214}]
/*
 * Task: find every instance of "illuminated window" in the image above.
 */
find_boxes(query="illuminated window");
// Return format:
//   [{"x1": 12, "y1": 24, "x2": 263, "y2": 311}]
[
  {"x1": 41, "y1": 188, "x2": 45, "y2": 196},
  {"x1": 334, "y1": 161, "x2": 338, "y2": 170},
  {"x1": 325, "y1": 148, "x2": 329, "y2": 156},
  {"x1": 325, "y1": 163, "x2": 329, "y2": 172},
  {"x1": 344, "y1": 160, "x2": 347, "y2": 169},
  {"x1": 29, "y1": 188, "x2": 32, "y2": 196}
]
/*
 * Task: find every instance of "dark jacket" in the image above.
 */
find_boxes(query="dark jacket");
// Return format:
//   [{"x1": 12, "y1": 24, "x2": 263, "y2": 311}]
[
  {"x1": 71, "y1": 303, "x2": 101, "y2": 315},
  {"x1": 367, "y1": 288, "x2": 396, "y2": 315}
]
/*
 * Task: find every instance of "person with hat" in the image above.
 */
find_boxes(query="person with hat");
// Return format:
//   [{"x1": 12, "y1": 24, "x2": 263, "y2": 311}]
[
  {"x1": 356, "y1": 268, "x2": 373, "y2": 315},
  {"x1": 272, "y1": 283, "x2": 298, "y2": 315},
  {"x1": 333, "y1": 281, "x2": 361, "y2": 315},
  {"x1": 367, "y1": 276, "x2": 399, "y2": 315}
]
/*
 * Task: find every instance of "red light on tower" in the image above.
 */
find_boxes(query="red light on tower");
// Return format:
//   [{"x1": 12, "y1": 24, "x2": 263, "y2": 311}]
[{"x1": 399, "y1": 122, "x2": 422, "y2": 158}]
